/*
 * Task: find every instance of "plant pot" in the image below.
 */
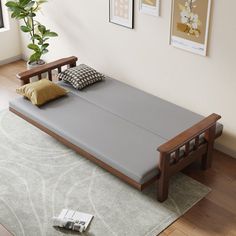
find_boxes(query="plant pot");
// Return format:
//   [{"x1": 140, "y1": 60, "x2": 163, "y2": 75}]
[{"x1": 27, "y1": 60, "x2": 47, "y2": 83}]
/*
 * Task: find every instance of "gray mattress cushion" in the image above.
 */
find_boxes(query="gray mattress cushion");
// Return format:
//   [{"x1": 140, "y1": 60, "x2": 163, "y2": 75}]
[
  {"x1": 10, "y1": 77, "x2": 223, "y2": 184},
  {"x1": 10, "y1": 93, "x2": 166, "y2": 184},
  {"x1": 58, "y1": 78, "x2": 223, "y2": 139}
]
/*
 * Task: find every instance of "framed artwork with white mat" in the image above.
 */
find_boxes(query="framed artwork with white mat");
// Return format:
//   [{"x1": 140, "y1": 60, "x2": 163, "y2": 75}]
[
  {"x1": 170, "y1": 0, "x2": 212, "y2": 56},
  {"x1": 109, "y1": 0, "x2": 134, "y2": 29},
  {"x1": 140, "y1": 0, "x2": 160, "y2": 17}
]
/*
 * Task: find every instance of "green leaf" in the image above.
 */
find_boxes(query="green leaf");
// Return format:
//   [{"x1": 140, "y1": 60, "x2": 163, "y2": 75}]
[
  {"x1": 20, "y1": 25, "x2": 31, "y2": 32},
  {"x1": 25, "y1": 1, "x2": 35, "y2": 9},
  {"x1": 43, "y1": 31, "x2": 58, "y2": 37},
  {"x1": 38, "y1": 24, "x2": 46, "y2": 34},
  {"x1": 11, "y1": 12, "x2": 19, "y2": 18},
  {"x1": 5, "y1": 1, "x2": 18, "y2": 8},
  {"x1": 28, "y1": 43, "x2": 40, "y2": 52},
  {"x1": 41, "y1": 43, "x2": 49, "y2": 50},
  {"x1": 31, "y1": 34, "x2": 41, "y2": 41},
  {"x1": 9, "y1": 7, "x2": 26, "y2": 18},
  {"x1": 29, "y1": 52, "x2": 41, "y2": 63},
  {"x1": 28, "y1": 12, "x2": 36, "y2": 17},
  {"x1": 18, "y1": 14, "x2": 28, "y2": 19},
  {"x1": 42, "y1": 49, "x2": 49, "y2": 54},
  {"x1": 38, "y1": 0, "x2": 47, "y2": 4},
  {"x1": 19, "y1": 0, "x2": 32, "y2": 7}
]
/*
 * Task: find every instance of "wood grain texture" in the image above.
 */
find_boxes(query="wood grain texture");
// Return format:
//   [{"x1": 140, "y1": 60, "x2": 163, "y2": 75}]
[
  {"x1": 157, "y1": 113, "x2": 221, "y2": 202},
  {"x1": 17, "y1": 56, "x2": 78, "y2": 85},
  {"x1": 0, "y1": 224, "x2": 13, "y2": 236},
  {"x1": 157, "y1": 114, "x2": 221, "y2": 154},
  {"x1": 0, "y1": 60, "x2": 25, "y2": 109},
  {"x1": 1, "y1": 61, "x2": 235, "y2": 235}
]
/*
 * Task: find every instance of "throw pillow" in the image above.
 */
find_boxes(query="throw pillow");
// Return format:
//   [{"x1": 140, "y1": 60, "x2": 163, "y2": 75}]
[
  {"x1": 16, "y1": 79, "x2": 68, "y2": 106},
  {"x1": 58, "y1": 64, "x2": 104, "y2": 90}
]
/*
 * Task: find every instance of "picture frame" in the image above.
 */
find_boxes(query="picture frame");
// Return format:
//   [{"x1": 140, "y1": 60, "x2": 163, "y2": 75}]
[
  {"x1": 0, "y1": 0, "x2": 10, "y2": 31},
  {"x1": 109, "y1": 0, "x2": 134, "y2": 29},
  {"x1": 0, "y1": 0, "x2": 4, "y2": 28},
  {"x1": 139, "y1": 0, "x2": 160, "y2": 17},
  {"x1": 170, "y1": 0, "x2": 212, "y2": 56}
]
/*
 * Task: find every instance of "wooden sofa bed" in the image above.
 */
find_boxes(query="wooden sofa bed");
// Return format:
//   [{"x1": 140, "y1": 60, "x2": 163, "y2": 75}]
[{"x1": 9, "y1": 56, "x2": 223, "y2": 202}]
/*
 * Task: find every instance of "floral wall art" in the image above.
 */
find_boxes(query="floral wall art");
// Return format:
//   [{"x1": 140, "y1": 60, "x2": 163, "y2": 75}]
[{"x1": 170, "y1": 0, "x2": 212, "y2": 56}]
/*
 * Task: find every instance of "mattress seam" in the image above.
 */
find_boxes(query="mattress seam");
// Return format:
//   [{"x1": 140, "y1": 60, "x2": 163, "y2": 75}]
[{"x1": 66, "y1": 90, "x2": 169, "y2": 142}]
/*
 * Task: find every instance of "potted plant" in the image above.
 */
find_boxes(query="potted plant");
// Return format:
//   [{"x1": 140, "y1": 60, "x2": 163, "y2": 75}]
[{"x1": 6, "y1": 0, "x2": 58, "y2": 70}]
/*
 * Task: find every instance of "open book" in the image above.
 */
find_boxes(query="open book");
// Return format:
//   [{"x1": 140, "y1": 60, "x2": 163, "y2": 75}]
[{"x1": 52, "y1": 209, "x2": 94, "y2": 233}]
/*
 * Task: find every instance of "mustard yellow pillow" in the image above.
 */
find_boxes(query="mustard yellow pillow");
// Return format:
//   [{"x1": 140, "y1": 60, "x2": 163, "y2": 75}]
[{"x1": 16, "y1": 79, "x2": 68, "y2": 106}]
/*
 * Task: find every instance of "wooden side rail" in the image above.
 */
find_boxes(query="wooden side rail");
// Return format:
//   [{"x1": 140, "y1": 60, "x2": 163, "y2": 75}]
[
  {"x1": 158, "y1": 113, "x2": 221, "y2": 154},
  {"x1": 157, "y1": 113, "x2": 221, "y2": 202},
  {"x1": 17, "y1": 56, "x2": 78, "y2": 85}
]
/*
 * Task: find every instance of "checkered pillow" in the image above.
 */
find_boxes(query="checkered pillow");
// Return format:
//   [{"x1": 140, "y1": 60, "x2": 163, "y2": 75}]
[{"x1": 58, "y1": 64, "x2": 104, "y2": 90}]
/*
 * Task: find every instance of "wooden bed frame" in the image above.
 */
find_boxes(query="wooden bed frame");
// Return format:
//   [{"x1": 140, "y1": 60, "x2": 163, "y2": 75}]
[{"x1": 10, "y1": 56, "x2": 222, "y2": 202}]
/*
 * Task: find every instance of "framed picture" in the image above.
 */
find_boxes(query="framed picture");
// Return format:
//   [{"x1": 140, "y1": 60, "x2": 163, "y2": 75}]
[
  {"x1": 140, "y1": 0, "x2": 160, "y2": 17},
  {"x1": 0, "y1": 0, "x2": 4, "y2": 28},
  {"x1": 170, "y1": 0, "x2": 212, "y2": 56},
  {"x1": 109, "y1": 0, "x2": 134, "y2": 29}
]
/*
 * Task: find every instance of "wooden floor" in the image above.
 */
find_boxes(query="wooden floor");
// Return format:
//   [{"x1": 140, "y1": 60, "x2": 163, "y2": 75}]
[
  {"x1": 0, "y1": 224, "x2": 13, "y2": 236},
  {"x1": 0, "y1": 61, "x2": 236, "y2": 236},
  {"x1": 0, "y1": 60, "x2": 23, "y2": 109}
]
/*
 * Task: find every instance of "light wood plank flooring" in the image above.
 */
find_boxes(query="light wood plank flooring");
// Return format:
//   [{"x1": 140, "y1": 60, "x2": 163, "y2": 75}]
[
  {"x1": 0, "y1": 60, "x2": 236, "y2": 236},
  {"x1": 0, "y1": 60, "x2": 24, "y2": 109},
  {"x1": 0, "y1": 224, "x2": 13, "y2": 236}
]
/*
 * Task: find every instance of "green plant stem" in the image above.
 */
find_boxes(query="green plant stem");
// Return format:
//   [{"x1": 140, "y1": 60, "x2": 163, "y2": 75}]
[
  {"x1": 33, "y1": 2, "x2": 39, "y2": 12},
  {"x1": 32, "y1": 2, "x2": 39, "y2": 47},
  {"x1": 31, "y1": 11, "x2": 35, "y2": 44},
  {"x1": 23, "y1": 17, "x2": 33, "y2": 43}
]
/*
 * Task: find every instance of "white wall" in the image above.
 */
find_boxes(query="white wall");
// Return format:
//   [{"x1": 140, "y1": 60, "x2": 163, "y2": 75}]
[
  {"x1": 21, "y1": 0, "x2": 236, "y2": 157},
  {"x1": 0, "y1": 1, "x2": 21, "y2": 64}
]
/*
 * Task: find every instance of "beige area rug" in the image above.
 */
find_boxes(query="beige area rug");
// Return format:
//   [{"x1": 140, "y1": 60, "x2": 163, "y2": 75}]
[{"x1": 0, "y1": 110, "x2": 210, "y2": 236}]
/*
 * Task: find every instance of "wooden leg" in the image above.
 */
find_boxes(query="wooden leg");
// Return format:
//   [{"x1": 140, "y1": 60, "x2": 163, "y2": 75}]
[
  {"x1": 157, "y1": 152, "x2": 170, "y2": 202},
  {"x1": 202, "y1": 153, "x2": 212, "y2": 170},
  {"x1": 202, "y1": 125, "x2": 216, "y2": 170},
  {"x1": 158, "y1": 174, "x2": 169, "y2": 202}
]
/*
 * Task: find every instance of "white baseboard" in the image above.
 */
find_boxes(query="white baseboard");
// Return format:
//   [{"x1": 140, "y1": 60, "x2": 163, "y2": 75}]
[
  {"x1": 215, "y1": 142, "x2": 236, "y2": 159},
  {"x1": 0, "y1": 55, "x2": 23, "y2": 66}
]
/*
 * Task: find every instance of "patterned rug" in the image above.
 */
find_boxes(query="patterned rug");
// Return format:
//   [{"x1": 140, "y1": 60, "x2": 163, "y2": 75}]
[{"x1": 0, "y1": 110, "x2": 210, "y2": 236}]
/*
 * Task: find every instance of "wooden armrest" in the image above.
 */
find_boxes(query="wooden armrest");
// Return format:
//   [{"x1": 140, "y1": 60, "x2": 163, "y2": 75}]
[
  {"x1": 157, "y1": 113, "x2": 221, "y2": 154},
  {"x1": 17, "y1": 56, "x2": 78, "y2": 85},
  {"x1": 157, "y1": 113, "x2": 221, "y2": 202}
]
